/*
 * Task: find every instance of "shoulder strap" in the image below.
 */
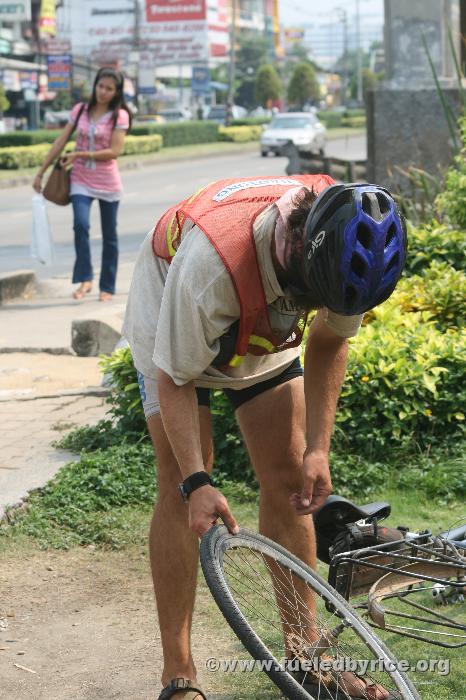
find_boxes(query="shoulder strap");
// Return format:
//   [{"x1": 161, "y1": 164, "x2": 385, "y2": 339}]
[{"x1": 67, "y1": 103, "x2": 86, "y2": 143}]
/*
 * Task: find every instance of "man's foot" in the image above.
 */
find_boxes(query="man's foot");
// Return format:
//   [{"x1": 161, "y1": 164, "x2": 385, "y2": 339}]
[
  {"x1": 72, "y1": 282, "x2": 92, "y2": 299},
  {"x1": 99, "y1": 291, "x2": 113, "y2": 302},
  {"x1": 300, "y1": 666, "x2": 399, "y2": 699},
  {"x1": 158, "y1": 677, "x2": 206, "y2": 700}
]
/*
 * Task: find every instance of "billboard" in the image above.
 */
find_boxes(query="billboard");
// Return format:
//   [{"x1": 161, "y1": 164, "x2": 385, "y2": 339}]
[
  {"x1": 83, "y1": 0, "x2": 208, "y2": 67},
  {"x1": 47, "y1": 54, "x2": 71, "y2": 90},
  {"x1": 191, "y1": 65, "x2": 209, "y2": 95},
  {"x1": 146, "y1": 0, "x2": 206, "y2": 23}
]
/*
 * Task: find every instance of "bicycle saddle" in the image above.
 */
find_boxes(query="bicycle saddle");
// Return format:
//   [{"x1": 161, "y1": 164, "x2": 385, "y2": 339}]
[{"x1": 313, "y1": 495, "x2": 391, "y2": 531}]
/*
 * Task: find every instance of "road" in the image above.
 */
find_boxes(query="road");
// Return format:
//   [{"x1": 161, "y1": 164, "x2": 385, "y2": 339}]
[{"x1": 0, "y1": 134, "x2": 365, "y2": 280}]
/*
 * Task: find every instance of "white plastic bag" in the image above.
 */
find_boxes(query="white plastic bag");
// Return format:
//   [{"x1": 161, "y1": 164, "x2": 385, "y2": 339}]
[{"x1": 31, "y1": 193, "x2": 54, "y2": 265}]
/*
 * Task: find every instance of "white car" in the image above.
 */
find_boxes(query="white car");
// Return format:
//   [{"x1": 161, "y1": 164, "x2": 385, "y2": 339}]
[{"x1": 260, "y1": 112, "x2": 327, "y2": 157}]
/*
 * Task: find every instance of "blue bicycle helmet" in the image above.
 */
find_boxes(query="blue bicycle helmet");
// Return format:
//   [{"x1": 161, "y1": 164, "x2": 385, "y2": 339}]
[{"x1": 300, "y1": 183, "x2": 407, "y2": 315}]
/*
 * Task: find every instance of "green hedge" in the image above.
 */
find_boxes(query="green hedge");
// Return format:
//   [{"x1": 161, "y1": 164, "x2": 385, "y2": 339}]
[
  {"x1": 0, "y1": 134, "x2": 162, "y2": 169},
  {"x1": 0, "y1": 129, "x2": 62, "y2": 147},
  {"x1": 218, "y1": 125, "x2": 262, "y2": 142},
  {"x1": 129, "y1": 120, "x2": 219, "y2": 146},
  {"x1": 231, "y1": 117, "x2": 271, "y2": 127},
  {"x1": 123, "y1": 134, "x2": 162, "y2": 155},
  {"x1": 406, "y1": 223, "x2": 465, "y2": 274},
  {"x1": 317, "y1": 109, "x2": 366, "y2": 129}
]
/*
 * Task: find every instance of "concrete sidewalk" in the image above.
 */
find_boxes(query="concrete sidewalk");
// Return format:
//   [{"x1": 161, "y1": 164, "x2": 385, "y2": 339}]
[{"x1": 0, "y1": 263, "x2": 134, "y2": 521}]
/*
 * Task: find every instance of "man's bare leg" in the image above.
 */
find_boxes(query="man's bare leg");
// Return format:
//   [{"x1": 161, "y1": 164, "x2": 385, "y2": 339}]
[
  {"x1": 236, "y1": 377, "x2": 393, "y2": 699},
  {"x1": 147, "y1": 407, "x2": 213, "y2": 696},
  {"x1": 236, "y1": 377, "x2": 317, "y2": 654}
]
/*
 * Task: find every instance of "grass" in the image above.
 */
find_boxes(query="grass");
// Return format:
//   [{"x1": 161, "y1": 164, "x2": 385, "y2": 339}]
[
  {"x1": 0, "y1": 126, "x2": 365, "y2": 183},
  {"x1": 1, "y1": 481, "x2": 463, "y2": 699}
]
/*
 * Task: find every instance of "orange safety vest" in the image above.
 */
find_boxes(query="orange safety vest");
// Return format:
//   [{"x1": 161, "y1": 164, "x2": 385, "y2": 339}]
[{"x1": 152, "y1": 175, "x2": 334, "y2": 367}]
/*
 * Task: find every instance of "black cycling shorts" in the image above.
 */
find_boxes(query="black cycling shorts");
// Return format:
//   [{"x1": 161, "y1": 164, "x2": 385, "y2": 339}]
[{"x1": 196, "y1": 356, "x2": 303, "y2": 411}]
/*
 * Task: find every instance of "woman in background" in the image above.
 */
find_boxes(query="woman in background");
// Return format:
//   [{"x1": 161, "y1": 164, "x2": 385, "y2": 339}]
[{"x1": 33, "y1": 67, "x2": 131, "y2": 301}]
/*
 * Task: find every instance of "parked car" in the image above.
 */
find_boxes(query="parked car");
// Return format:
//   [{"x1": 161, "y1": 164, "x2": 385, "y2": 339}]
[
  {"x1": 260, "y1": 112, "x2": 327, "y2": 157},
  {"x1": 157, "y1": 107, "x2": 191, "y2": 122},
  {"x1": 133, "y1": 114, "x2": 166, "y2": 125},
  {"x1": 44, "y1": 110, "x2": 72, "y2": 129},
  {"x1": 206, "y1": 104, "x2": 247, "y2": 124}
]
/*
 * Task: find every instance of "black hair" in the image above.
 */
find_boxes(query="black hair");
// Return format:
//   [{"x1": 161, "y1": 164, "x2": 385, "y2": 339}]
[
  {"x1": 87, "y1": 67, "x2": 132, "y2": 131},
  {"x1": 283, "y1": 188, "x2": 324, "y2": 310}
]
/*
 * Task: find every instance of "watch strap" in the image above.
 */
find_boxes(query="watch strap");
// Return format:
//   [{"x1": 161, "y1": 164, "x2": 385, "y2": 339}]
[{"x1": 178, "y1": 471, "x2": 213, "y2": 502}]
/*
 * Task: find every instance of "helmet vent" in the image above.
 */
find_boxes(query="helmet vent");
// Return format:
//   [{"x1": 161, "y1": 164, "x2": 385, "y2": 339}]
[
  {"x1": 362, "y1": 192, "x2": 387, "y2": 222},
  {"x1": 351, "y1": 252, "x2": 366, "y2": 278},
  {"x1": 386, "y1": 252, "x2": 399, "y2": 274},
  {"x1": 356, "y1": 223, "x2": 372, "y2": 249},
  {"x1": 385, "y1": 223, "x2": 397, "y2": 248}
]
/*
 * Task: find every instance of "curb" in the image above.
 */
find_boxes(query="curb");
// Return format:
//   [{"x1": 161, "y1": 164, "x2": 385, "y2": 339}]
[
  {"x1": 0, "y1": 386, "x2": 110, "y2": 402},
  {"x1": 0, "y1": 141, "x2": 258, "y2": 190}
]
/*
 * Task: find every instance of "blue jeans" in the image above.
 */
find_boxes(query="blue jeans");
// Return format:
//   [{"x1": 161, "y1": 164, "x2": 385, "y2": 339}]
[{"x1": 71, "y1": 195, "x2": 119, "y2": 294}]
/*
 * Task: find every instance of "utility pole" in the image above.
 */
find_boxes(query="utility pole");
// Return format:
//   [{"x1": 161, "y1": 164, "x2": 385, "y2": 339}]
[
  {"x1": 227, "y1": 0, "x2": 237, "y2": 124},
  {"x1": 356, "y1": 0, "x2": 363, "y2": 103},
  {"x1": 133, "y1": 0, "x2": 141, "y2": 111},
  {"x1": 336, "y1": 7, "x2": 348, "y2": 106}
]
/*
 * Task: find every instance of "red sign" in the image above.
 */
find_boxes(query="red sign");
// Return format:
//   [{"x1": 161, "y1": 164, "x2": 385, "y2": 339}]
[{"x1": 146, "y1": 0, "x2": 206, "y2": 23}]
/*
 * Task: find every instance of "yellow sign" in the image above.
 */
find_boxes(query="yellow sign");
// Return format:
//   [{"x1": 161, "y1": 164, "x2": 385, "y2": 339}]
[{"x1": 39, "y1": 0, "x2": 56, "y2": 37}]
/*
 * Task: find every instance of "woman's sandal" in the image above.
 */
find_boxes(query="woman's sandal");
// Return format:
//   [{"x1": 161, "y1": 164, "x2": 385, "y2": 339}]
[
  {"x1": 73, "y1": 282, "x2": 92, "y2": 300},
  {"x1": 157, "y1": 678, "x2": 207, "y2": 700},
  {"x1": 99, "y1": 291, "x2": 113, "y2": 302}
]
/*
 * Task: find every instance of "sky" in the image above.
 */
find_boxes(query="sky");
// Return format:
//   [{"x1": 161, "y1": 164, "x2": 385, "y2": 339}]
[{"x1": 279, "y1": 0, "x2": 384, "y2": 27}]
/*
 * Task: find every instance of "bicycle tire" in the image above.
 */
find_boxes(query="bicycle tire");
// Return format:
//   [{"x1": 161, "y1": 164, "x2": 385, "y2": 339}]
[{"x1": 200, "y1": 525, "x2": 420, "y2": 700}]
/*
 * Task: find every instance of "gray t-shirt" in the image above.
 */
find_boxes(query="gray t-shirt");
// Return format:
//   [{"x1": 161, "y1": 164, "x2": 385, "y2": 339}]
[{"x1": 123, "y1": 203, "x2": 363, "y2": 388}]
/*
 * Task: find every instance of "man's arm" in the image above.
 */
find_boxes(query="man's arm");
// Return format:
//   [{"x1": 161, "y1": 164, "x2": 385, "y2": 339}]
[
  {"x1": 157, "y1": 368, "x2": 239, "y2": 537},
  {"x1": 289, "y1": 309, "x2": 349, "y2": 515}
]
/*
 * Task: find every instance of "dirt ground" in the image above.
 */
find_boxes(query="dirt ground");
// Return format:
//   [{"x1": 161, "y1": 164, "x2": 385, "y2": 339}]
[
  {"x1": 0, "y1": 545, "x2": 234, "y2": 700},
  {"x1": 0, "y1": 354, "x2": 103, "y2": 396}
]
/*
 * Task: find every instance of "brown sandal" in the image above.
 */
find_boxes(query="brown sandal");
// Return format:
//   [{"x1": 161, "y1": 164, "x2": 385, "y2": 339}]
[
  {"x1": 157, "y1": 677, "x2": 207, "y2": 700},
  {"x1": 73, "y1": 282, "x2": 92, "y2": 300}
]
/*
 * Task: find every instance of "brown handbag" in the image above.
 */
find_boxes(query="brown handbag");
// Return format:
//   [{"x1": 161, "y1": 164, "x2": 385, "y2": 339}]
[{"x1": 43, "y1": 103, "x2": 86, "y2": 206}]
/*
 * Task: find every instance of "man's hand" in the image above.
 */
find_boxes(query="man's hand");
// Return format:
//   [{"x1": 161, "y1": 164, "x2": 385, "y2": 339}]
[
  {"x1": 188, "y1": 485, "x2": 239, "y2": 537},
  {"x1": 289, "y1": 450, "x2": 332, "y2": 515}
]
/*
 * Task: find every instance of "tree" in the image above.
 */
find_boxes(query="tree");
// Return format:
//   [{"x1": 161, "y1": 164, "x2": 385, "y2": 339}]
[
  {"x1": 255, "y1": 64, "x2": 282, "y2": 108},
  {"x1": 234, "y1": 34, "x2": 270, "y2": 109},
  {"x1": 287, "y1": 62, "x2": 320, "y2": 109},
  {"x1": 51, "y1": 90, "x2": 73, "y2": 111},
  {"x1": 0, "y1": 84, "x2": 10, "y2": 116}
]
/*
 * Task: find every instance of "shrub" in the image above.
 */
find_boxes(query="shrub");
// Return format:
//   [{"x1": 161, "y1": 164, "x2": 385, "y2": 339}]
[
  {"x1": 341, "y1": 115, "x2": 366, "y2": 128},
  {"x1": 129, "y1": 120, "x2": 219, "y2": 146},
  {"x1": 436, "y1": 116, "x2": 466, "y2": 228},
  {"x1": 231, "y1": 117, "x2": 271, "y2": 127},
  {"x1": 406, "y1": 223, "x2": 465, "y2": 274},
  {"x1": 317, "y1": 112, "x2": 342, "y2": 129},
  {"x1": 337, "y1": 307, "x2": 465, "y2": 457},
  {"x1": 393, "y1": 262, "x2": 465, "y2": 329},
  {"x1": 0, "y1": 129, "x2": 61, "y2": 147},
  {"x1": 218, "y1": 125, "x2": 262, "y2": 142},
  {"x1": 0, "y1": 142, "x2": 75, "y2": 169},
  {"x1": 123, "y1": 134, "x2": 162, "y2": 155},
  {"x1": 0, "y1": 135, "x2": 162, "y2": 169}
]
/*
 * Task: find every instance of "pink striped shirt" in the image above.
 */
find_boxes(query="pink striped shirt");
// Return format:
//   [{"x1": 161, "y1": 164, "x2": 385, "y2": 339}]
[{"x1": 69, "y1": 103, "x2": 129, "y2": 196}]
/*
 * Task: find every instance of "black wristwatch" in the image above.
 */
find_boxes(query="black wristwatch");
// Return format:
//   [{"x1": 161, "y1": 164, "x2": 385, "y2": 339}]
[{"x1": 178, "y1": 471, "x2": 214, "y2": 502}]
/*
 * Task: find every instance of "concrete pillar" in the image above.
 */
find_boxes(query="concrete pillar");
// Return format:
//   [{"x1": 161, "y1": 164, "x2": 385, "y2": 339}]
[
  {"x1": 367, "y1": 1, "x2": 463, "y2": 192},
  {"x1": 384, "y1": 0, "x2": 461, "y2": 87}
]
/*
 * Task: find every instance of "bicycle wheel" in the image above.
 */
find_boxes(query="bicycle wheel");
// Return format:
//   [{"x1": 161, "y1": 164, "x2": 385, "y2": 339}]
[{"x1": 200, "y1": 526, "x2": 420, "y2": 700}]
